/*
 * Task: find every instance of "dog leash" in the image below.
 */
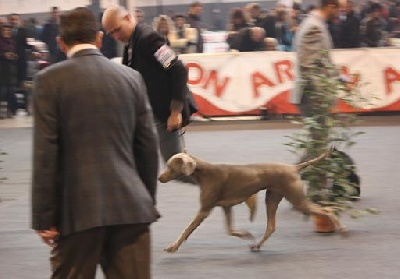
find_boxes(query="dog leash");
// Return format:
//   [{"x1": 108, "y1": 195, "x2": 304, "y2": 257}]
[{"x1": 179, "y1": 128, "x2": 188, "y2": 153}]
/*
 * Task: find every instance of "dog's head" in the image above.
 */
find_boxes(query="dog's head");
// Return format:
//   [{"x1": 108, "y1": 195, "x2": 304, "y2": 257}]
[{"x1": 158, "y1": 153, "x2": 197, "y2": 183}]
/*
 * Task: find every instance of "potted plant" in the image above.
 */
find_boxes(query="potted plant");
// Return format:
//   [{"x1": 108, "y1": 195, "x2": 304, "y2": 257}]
[{"x1": 286, "y1": 54, "x2": 379, "y2": 232}]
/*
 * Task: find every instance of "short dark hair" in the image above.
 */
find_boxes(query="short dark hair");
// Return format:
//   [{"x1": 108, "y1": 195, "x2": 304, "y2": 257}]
[
  {"x1": 320, "y1": 0, "x2": 339, "y2": 8},
  {"x1": 370, "y1": 3, "x2": 383, "y2": 12},
  {"x1": 190, "y1": 1, "x2": 202, "y2": 8},
  {"x1": 7, "y1": 13, "x2": 19, "y2": 19},
  {"x1": 293, "y1": 3, "x2": 302, "y2": 11},
  {"x1": 59, "y1": 7, "x2": 97, "y2": 46}
]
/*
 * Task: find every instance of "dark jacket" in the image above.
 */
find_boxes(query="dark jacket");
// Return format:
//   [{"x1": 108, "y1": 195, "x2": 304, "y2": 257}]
[
  {"x1": 32, "y1": 49, "x2": 160, "y2": 236},
  {"x1": 12, "y1": 27, "x2": 31, "y2": 84},
  {"x1": 41, "y1": 19, "x2": 59, "y2": 62},
  {"x1": 187, "y1": 14, "x2": 204, "y2": 53},
  {"x1": 338, "y1": 11, "x2": 361, "y2": 48},
  {"x1": 361, "y1": 16, "x2": 384, "y2": 47},
  {"x1": 100, "y1": 29, "x2": 118, "y2": 59},
  {"x1": 123, "y1": 24, "x2": 187, "y2": 123},
  {"x1": 0, "y1": 36, "x2": 18, "y2": 85},
  {"x1": 231, "y1": 28, "x2": 265, "y2": 52}
]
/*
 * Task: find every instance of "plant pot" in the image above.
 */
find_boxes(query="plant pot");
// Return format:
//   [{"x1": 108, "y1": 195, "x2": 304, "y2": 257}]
[{"x1": 313, "y1": 215, "x2": 335, "y2": 233}]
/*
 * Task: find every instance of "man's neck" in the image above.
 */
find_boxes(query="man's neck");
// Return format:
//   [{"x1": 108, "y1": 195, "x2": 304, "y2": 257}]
[
  {"x1": 316, "y1": 9, "x2": 329, "y2": 22},
  {"x1": 66, "y1": 43, "x2": 97, "y2": 58}
]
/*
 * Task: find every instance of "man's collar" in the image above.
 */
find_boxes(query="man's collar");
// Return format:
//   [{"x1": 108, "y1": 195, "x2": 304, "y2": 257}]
[
  {"x1": 311, "y1": 10, "x2": 327, "y2": 23},
  {"x1": 67, "y1": 44, "x2": 97, "y2": 58}
]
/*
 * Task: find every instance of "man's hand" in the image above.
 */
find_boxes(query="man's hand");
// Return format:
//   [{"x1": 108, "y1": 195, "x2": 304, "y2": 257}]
[
  {"x1": 36, "y1": 227, "x2": 59, "y2": 247},
  {"x1": 167, "y1": 111, "x2": 182, "y2": 132}
]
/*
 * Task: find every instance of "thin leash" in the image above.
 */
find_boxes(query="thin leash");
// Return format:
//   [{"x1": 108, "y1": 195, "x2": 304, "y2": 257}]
[{"x1": 179, "y1": 127, "x2": 188, "y2": 153}]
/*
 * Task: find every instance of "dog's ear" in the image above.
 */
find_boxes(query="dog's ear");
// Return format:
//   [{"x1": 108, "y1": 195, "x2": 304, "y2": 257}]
[{"x1": 182, "y1": 156, "x2": 197, "y2": 176}]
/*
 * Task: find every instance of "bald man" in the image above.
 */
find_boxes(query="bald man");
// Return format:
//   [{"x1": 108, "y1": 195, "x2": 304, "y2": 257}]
[
  {"x1": 102, "y1": 5, "x2": 190, "y2": 166},
  {"x1": 230, "y1": 26, "x2": 266, "y2": 52}
]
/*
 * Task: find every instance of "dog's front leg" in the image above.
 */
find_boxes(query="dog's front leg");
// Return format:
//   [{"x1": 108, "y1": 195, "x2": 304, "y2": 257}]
[
  {"x1": 222, "y1": 207, "x2": 254, "y2": 240},
  {"x1": 251, "y1": 191, "x2": 283, "y2": 251},
  {"x1": 165, "y1": 210, "x2": 211, "y2": 253}
]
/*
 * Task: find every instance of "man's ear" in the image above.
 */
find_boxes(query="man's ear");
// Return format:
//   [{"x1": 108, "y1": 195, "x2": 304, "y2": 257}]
[
  {"x1": 96, "y1": 31, "x2": 103, "y2": 49},
  {"x1": 182, "y1": 156, "x2": 197, "y2": 176},
  {"x1": 56, "y1": 36, "x2": 68, "y2": 54}
]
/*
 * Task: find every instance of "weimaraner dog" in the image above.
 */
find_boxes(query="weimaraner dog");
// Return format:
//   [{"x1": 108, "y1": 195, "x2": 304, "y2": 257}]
[{"x1": 158, "y1": 149, "x2": 348, "y2": 253}]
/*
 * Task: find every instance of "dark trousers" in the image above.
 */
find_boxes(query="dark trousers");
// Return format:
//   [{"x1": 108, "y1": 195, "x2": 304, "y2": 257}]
[
  {"x1": 297, "y1": 90, "x2": 335, "y2": 191},
  {"x1": 50, "y1": 224, "x2": 151, "y2": 279},
  {"x1": 0, "y1": 84, "x2": 17, "y2": 117}
]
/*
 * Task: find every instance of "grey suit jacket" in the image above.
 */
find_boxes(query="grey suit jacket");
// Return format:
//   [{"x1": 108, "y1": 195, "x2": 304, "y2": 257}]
[
  {"x1": 32, "y1": 48, "x2": 160, "y2": 236},
  {"x1": 291, "y1": 11, "x2": 340, "y2": 105}
]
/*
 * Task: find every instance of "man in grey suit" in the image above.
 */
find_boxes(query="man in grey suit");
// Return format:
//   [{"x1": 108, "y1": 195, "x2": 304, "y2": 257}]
[
  {"x1": 291, "y1": 0, "x2": 349, "y2": 187},
  {"x1": 291, "y1": 0, "x2": 343, "y2": 109},
  {"x1": 32, "y1": 7, "x2": 159, "y2": 278}
]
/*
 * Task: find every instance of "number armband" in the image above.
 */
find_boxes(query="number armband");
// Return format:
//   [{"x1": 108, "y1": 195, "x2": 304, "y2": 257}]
[{"x1": 154, "y1": 45, "x2": 177, "y2": 69}]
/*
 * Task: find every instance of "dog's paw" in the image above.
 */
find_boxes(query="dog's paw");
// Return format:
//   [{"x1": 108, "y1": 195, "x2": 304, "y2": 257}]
[
  {"x1": 249, "y1": 244, "x2": 261, "y2": 252},
  {"x1": 231, "y1": 230, "x2": 254, "y2": 240},
  {"x1": 339, "y1": 226, "x2": 350, "y2": 237},
  {"x1": 164, "y1": 243, "x2": 179, "y2": 253},
  {"x1": 240, "y1": 231, "x2": 255, "y2": 240}
]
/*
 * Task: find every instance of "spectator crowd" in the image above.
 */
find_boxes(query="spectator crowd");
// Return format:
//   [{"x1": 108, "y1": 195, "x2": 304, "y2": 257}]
[{"x1": 1, "y1": 1, "x2": 400, "y2": 120}]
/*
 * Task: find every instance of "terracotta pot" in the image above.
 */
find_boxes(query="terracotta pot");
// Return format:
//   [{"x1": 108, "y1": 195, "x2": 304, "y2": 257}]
[{"x1": 313, "y1": 215, "x2": 335, "y2": 233}]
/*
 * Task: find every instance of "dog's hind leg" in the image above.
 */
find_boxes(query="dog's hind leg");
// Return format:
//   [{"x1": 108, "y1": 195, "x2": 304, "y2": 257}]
[
  {"x1": 251, "y1": 190, "x2": 283, "y2": 251},
  {"x1": 165, "y1": 209, "x2": 212, "y2": 253},
  {"x1": 245, "y1": 194, "x2": 258, "y2": 222},
  {"x1": 222, "y1": 207, "x2": 254, "y2": 240}
]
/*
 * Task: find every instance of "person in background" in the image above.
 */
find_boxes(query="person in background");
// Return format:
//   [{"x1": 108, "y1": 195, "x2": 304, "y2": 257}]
[
  {"x1": 264, "y1": 37, "x2": 278, "y2": 50},
  {"x1": 211, "y1": 9, "x2": 224, "y2": 31},
  {"x1": 42, "y1": 7, "x2": 64, "y2": 63},
  {"x1": 8, "y1": 13, "x2": 32, "y2": 116},
  {"x1": 0, "y1": 24, "x2": 18, "y2": 119},
  {"x1": 230, "y1": 26, "x2": 265, "y2": 52},
  {"x1": 361, "y1": 3, "x2": 386, "y2": 47},
  {"x1": 338, "y1": 0, "x2": 360, "y2": 48},
  {"x1": 227, "y1": 7, "x2": 250, "y2": 32},
  {"x1": 281, "y1": 3, "x2": 302, "y2": 51},
  {"x1": 102, "y1": 5, "x2": 189, "y2": 166},
  {"x1": 152, "y1": 15, "x2": 173, "y2": 46},
  {"x1": 226, "y1": 7, "x2": 251, "y2": 49},
  {"x1": 32, "y1": 7, "x2": 159, "y2": 278},
  {"x1": 25, "y1": 18, "x2": 42, "y2": 41},
  {"x1": 187, "y1": 1, "x2": 204, "y2": 53},
  {"x1": 169, "y1": 14, "x2": 197, "y2": 54},
  {"x1": 0, "y1": 17, "x2": 7, "y2": 26},
  {"x1": 388, "y1": 1, "x2": 400, "y2": 38},
  {"x1": 135, "y1": 9, "x2": 145, "y2": 24}
]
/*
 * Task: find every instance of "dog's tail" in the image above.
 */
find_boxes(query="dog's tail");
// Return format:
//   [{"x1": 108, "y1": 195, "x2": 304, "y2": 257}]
[
  {"x1": 295, "y1": 147, "x2": 333, "y2": 171},
  {"x1": 245, "y1": 194, "x2": 257, "y2": 222}
]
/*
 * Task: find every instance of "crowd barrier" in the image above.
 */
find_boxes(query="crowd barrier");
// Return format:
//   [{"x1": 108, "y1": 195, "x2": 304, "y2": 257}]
[{"x1": 180, "y1": 48, "x2": 400, "y2": 116}]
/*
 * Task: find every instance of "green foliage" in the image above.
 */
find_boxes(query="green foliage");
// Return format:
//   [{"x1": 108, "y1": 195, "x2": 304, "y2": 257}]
[{"x1": 286, "y1": 52, "x2": 378, "y2": 218}]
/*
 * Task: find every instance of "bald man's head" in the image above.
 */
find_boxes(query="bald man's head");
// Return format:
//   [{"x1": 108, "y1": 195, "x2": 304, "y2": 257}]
[
  {"x1": 250, "y1": 27, "x2": 265, "y2": 42},
  {"x1": 102, "y1": 5, "x2": 135, "y2": 43}
]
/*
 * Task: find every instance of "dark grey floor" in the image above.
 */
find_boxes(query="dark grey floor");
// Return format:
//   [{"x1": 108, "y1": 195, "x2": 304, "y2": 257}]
[{"x1": 1, "y1": 117, "x2": 400, "y2": 279}]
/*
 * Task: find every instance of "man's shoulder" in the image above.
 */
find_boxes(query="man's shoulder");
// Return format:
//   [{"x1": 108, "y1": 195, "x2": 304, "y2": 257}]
[{"x1": 136, "y1": 23, "x2": 159, "y2": 40}]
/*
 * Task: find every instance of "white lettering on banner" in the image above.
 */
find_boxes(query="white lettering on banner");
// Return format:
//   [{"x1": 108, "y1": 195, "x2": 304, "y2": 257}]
[{"x1": 180, "y1": 48, "x2": 400, "y2": 114}]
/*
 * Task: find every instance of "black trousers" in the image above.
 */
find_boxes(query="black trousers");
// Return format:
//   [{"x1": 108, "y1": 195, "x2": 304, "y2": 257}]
[
  {"x1": 0, "y1": 85, "x2": 17, "y2": 116},
  {"x1": 50, "y1": 224, "x2": 151, "y2": 279}
]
